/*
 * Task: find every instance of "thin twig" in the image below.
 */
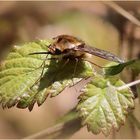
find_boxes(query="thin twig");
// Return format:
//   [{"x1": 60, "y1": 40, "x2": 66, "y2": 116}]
[
  {"x1": 23, "y1": 115, "x2": 81, "y2": 139},
  {"x1": 129, "y1": 113, "x2": 140, "y2": 129},
  {"x1": 104, "y1": 1, "x2": 140, "y2": 27},
  {"x1": 23, "y1": 122, "x2": 65, "y2": 139},
  {"x1": 117, "y1": 79, "x2": 140, "y2": 91}
]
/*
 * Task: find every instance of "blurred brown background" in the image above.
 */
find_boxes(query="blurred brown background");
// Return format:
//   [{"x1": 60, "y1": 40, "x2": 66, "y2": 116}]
[{"x1": 0, "y1": 1, "x2": 140, "y2": 139}]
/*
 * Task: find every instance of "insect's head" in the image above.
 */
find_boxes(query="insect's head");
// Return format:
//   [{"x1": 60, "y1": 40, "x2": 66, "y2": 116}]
[{"x1": 48, "y1": 36, "x2": 64, "y2": 55}]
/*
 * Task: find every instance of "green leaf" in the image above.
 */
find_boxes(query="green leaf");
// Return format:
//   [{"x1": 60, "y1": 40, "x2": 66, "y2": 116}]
[
  {"x1": 77, "y1": 74, "x2": 134, "y2": 136},
  {"x1": 0, "y1": 40, "x2": 93, "y2": 111},
  {"x1": 104, "y1": 59, "x2": 139, "y2": 76}
]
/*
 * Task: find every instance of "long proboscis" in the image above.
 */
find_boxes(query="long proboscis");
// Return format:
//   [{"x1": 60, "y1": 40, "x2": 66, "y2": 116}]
[{"x1": 29, "y1": 52, "x2": 51, "y2": 55}]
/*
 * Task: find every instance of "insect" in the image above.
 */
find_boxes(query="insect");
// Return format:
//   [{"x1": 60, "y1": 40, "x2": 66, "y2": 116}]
[
  {"x1": 30, "y1": 35, "x2": 124, "y2": 63},
  {"x1": 29, "y1": 35, "x2": 124, "y2": 88}
]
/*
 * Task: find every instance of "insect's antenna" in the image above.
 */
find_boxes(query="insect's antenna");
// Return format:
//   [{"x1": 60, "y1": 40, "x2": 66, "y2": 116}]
[{"x1": 29, "y1": 52, "x2": 51, "y2": 55}]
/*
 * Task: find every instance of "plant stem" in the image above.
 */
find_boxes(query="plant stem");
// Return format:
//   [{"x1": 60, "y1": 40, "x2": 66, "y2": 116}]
[
  {"x1": 23, "y1": 115, "x2": 81, "y2": 139},
  {"x1": 129, "y1": 113, "x2": 140, "y2": 129},
  {"x1": 23, "y1": 123, "x2": 65, "y2": 139},
  {"x1": 117, "y1": 79, "x2": 140, "y2": 91},
  {"x1": 104, "y1": 1, "x2": 140, "y2": 27}
]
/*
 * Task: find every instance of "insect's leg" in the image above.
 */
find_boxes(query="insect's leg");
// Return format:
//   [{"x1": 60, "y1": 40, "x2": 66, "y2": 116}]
[
  {"x1": 30, "y1": 55, "x2": 48, "y2": 89},
  {"x1": 30, "y1": 63, "x2": 45, "y2": 89},
  {"x1": 61, "y1": 58, "x2": 70, "y2": 68},
  {"x1": 35, "y1": 54, "x2": 49, "y2": 70},
  {"x1": 52, "y1": 58, "x2": 70, "y2": 82},
  {"x1": 71, "y1": 58, "x2": 79, "y2": 91},
  {"x1": 34, "y1": 55, "x2": 59, "y2": 70},
  {"x1": 73, "y1": 58, "x2": 79, "y2": 79}
]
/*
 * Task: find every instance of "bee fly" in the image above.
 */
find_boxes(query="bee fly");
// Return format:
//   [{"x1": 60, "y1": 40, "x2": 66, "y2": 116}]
[
  {"x1": 30, "y1": 34, "x2": 123, "y2": 63},
  {"x1": 29, "y1": 35, "x2": 124, "y2": 87}
]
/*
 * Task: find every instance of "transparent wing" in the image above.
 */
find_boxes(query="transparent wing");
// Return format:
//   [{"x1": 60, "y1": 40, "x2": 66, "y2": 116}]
[{"x1": 75, "y1": 45, "x2": 124, "y2": 63}]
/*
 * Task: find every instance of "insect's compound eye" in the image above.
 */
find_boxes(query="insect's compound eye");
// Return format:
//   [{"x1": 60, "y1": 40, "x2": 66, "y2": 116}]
[{"x1": 55, "y1": 48, "x2": 62, "y2": 55}]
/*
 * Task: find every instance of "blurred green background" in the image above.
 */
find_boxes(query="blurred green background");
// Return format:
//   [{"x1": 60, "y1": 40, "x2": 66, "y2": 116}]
[{"x1": 0, "y1": 1, "x2": 140, "y2": 139}]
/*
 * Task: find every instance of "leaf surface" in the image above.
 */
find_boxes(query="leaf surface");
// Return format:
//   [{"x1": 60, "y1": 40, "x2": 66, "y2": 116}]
[
  {"x1": 77, "y1": 75, "x2": 134, "y2": 136},
  {"x1": 0, "y1": 40, "x2": 93, "y2": 111}
]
